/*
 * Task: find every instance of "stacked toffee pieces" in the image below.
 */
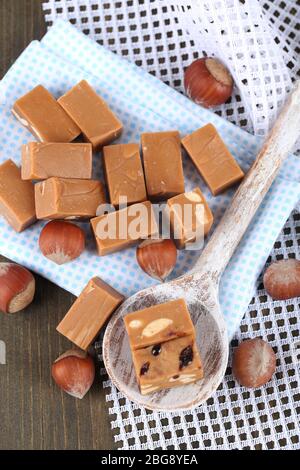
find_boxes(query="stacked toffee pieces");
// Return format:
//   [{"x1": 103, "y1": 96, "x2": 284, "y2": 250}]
[
  {"x1": 124, "y1": 299, "x2": 203, "y2": 395},
  {"x1": 0, "y1": 80, "x2": 244, "y2": 395}
]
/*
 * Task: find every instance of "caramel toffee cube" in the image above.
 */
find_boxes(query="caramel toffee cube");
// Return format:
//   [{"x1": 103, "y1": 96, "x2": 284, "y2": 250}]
[
  {"x1": 22, "y1": 142, "x2": 92, "y2": 180},
  {"x1": 58, "y1": 80, "x2": 123, "y2": 150},
  {"x1": 12, "y1": 85, "x2": 81, "y2": 143},
  {"x1": 0, "y1": 159, "x2": 36, "y2": 232},
  {"x1": 132, "y1": 335, "x2": 203, "y2": 395},
  {"x1": 124, "y1": 299, "x2": 195, "y2": 350},
  {"x1": 35, "y1": 177, "x2": 106, "y2": 220},
  {"x1": 103, "y1": 143, "x2": 147, "y2": 207},
  {"x1": 182, "y1": 124, "x2": 244, "y2": 196},
  {"x1": 141, "y1": 131, "x2": 185, "y2": 201},
  {"x1": 167, "y1": 187, "x2": 213, "y2": 250},
  {"x1": 57, "y1": 277, "x2": 124, "y2": 350},
  {"x1": 90, "y1": 200, "x2": 158, "y2": 256}
]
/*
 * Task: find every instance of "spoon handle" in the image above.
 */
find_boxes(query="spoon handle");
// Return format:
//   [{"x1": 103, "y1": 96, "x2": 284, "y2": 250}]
[{"x1": 192, "y1": 82, "x2": 300, "y2": 281}]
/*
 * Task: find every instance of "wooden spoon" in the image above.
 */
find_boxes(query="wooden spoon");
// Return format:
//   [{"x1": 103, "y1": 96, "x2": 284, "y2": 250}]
[{"x1": 103, "y1": 83, "x2": 300, "y2": 411}]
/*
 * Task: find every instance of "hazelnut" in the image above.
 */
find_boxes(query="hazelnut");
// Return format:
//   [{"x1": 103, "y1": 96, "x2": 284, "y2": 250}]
[
  {"x1": 184, "y1": 57, "x2": 233, "y2": 108},
  {"x1": 263, "y1": 259, "x2": 300, "y2": 300},
  {"x1": 52, "y1": 349, "x2": 95, "y2": 399},
  {"x1": 0, "y1": 262, "x2": 35, "y2": 314},
  {"x1": 39, "y1": 220, "x2": 85, "y2": 265},
  {"x1": 136, "y1": 238, "x2": 177, "y2": 282},
  {"x1": 233, "y1": 338, "x2": 276, "y2": 388}
]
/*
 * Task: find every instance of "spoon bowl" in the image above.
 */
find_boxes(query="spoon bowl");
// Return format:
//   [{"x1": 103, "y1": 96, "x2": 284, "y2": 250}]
[{"x1": 103, "y1": 273, "x2": 228, "y2": 411}]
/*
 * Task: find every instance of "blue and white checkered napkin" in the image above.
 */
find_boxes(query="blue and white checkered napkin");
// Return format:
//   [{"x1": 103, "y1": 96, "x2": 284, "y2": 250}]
[{"x1": 0, "y1": 20, "x2": 299, "y2": 338}]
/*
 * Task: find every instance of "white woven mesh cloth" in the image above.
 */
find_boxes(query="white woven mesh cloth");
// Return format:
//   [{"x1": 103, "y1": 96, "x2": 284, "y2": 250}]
[
  {"x1": 42, "y1": 0, "x2": 300, "y2": 449},
  {"x1": 98, "y1": 210, "x2": 300, "y2": 450},
  {"x1": 42, "y1": 0, "x2": 300, "y2": 138}
]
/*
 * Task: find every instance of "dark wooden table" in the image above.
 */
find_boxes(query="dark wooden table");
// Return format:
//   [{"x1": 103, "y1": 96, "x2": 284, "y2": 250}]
[{"x1": 0, "y1": 0, "x2": 117, "y2": 450}]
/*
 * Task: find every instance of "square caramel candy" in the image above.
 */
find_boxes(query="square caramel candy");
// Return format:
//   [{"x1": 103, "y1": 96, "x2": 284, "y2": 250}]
[
  {"x1": 182, "y1": 124, "x2": 244, "y2": 196},
  {"x1": 35, "y1": 177, "x2": 106, "y2": 220},
  {"x1": 12, "y1": 85, "x2": 81, "y2": 142},
  {"x1": 132, "y1": 335, "x2": 203, "y2": 395},
  {"x1": 124, "y1": 299, "x2": 195, "y2": 350},
  {"x1": 103, "y1": 143, "x2": 147, "y2": 207},
  {"x1": 0, "y1": 159, "x2": 36, "y2": 232},
  {"x1": 141, "y1": 131, "x2": 185, "y2": 201},
  {"x1": 58, "y1": 80, "x2": 123, "y2": 150},
  {"x1": 22, "y1": 142, "x2": 92, "y2": 180},
  {"x1": 167, "y1": 187, "x2": 213, "y2": 249},
  {"x1": 90, "y1": 200, "x2": 158, "y2": 256},
  {"x1": 57, "y1": 277, "x2": 124, "y2": 350}
]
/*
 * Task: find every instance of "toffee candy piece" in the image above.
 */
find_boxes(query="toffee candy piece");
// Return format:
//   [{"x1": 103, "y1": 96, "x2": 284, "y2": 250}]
[
  {"x1": 35, "y1": 177, "x2": 106, "y2": 220},
  {"x1": 57, "y1": 277, "x2": 124, "y2": 351},
  {"x1": 167, "y1": 187, "x2": 213, "y2": 249},
  {"x1": 58, "y1": 80, "x2": 123, "y2": 150},
  {"x1": 90, "y1": 200, "x2": 158, "y2": 256},
  {"x1": 132, "y1": 335, "x2": 203, "y2": 395},
  {"x1": 103, "y1": 143, "x2": 147, "y2": 207},
  {"x1": 141, "y1": 131, "x2": 185, "y2": 201},
  {"x1": 0, "y1": 159, "x2": 36, "y2": 232},
  {"x1": 22, "y1": 142, "x2": 92, "y2": 180},
  {"x1": 12, "y1": 85, "x2": 81, "y2": 143},
  {"x1": 124, "y1": 298, "x2": 195, "y2": 351},
  {"x1": 182, "y1": 123, "x2": 244, "y2": 196}
]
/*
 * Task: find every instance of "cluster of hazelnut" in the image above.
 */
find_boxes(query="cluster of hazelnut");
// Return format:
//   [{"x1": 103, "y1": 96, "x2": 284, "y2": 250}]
[
  {"x1": 38, "y1": 220, "x2": 178, "y2": 282},
  {"x1": 0, "y1": 262, "x2": 95, "y2": 398},
  {"x1": 231, "y1": 258, "x2": 300, "y2": 387}
]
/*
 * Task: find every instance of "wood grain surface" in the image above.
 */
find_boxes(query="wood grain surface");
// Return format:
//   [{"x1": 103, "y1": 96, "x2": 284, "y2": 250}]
[{"x1": 0, "y1": 0, "x2": 117, "y2": 450}]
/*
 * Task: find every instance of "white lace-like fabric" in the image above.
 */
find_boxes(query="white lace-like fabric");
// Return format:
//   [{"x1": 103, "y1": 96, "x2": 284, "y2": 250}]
[
  {"x1": 42, "y1": 0, "x2": 300, "y2": 138},
  {"x1": 98, "y1": 210, "x2": 300, "y2": 450},
  {"x1": 42, "y1": 0, "x2": 300, "y2": 449}
]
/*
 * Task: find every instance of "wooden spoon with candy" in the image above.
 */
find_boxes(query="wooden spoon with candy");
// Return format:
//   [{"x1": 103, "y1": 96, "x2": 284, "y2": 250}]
[{"x1": 103, "y1": 83, "x2": 300, "y2": 411}]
